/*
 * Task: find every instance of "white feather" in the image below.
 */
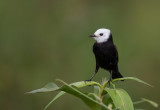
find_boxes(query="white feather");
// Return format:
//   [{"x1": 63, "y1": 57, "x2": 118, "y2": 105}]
[{"x1": 93, "y1": 28, "x2": 111, "y2": 43}]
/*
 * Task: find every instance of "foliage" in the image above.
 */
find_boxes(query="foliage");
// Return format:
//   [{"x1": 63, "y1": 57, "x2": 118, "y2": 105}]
[{"x1": 27, "y1": 77, "x2": 158, "y2": 110}]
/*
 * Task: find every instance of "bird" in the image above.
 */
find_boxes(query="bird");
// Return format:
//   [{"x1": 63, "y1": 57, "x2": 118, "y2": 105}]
[{"x1": 86, "y1": 28, "x2": 123, "y2": 84}]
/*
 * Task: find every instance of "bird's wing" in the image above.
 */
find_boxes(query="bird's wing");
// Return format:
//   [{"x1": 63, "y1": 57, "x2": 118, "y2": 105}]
[
  {"x1": 109, "y1": 45, "x2": 119, "y2": 65},
  {"x1": 114, "y1": 45, "x2": 119, "y2": 62},
  {"x1": 93, "y1": 43, "x2": 118, "y2": 66}
]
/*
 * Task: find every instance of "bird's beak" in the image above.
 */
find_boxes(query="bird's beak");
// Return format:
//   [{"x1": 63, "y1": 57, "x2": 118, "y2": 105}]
[{"x1": 88, "y1": 34, "x2": 96, "y2": 37}]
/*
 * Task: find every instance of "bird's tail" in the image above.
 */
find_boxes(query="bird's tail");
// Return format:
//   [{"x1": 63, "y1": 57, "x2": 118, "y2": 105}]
[{"x1": 112, "y1": 71, "x2": 124, "y2": 81}]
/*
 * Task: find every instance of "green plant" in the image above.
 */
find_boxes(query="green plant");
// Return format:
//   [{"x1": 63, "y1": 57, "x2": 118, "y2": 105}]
[{"x1": 27, "y1": 77, "x2": 158, "y2": 110}]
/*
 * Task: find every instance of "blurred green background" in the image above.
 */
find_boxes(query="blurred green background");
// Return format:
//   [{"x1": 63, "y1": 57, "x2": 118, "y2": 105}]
[{"x1": 0, "y1": 0, "x2": 160, "y2": 110}]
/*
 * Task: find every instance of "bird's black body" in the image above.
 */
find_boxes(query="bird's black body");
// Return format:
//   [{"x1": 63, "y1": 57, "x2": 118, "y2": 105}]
[
  {"x1": 87, "y1": 31, "x2": 123, "y2": 82},
  {"x1": 93, "y1": 34, "x2": 123, "y2": 80}
]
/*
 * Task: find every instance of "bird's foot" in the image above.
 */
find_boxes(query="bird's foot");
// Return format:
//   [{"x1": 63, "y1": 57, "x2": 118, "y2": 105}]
[
  {"x1": 84, "y1": 79, "x2": 92, "y2": 82},
  {"x1": 107, "y1": 77, "x2": 112, "y2": 86},
  {"x1": 84, "y1": 79, "x2": 92, "y2": 86}
]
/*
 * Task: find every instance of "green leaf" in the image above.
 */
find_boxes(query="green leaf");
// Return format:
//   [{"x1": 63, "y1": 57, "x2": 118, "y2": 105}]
[
  {"x1": 105, "y1": 88, "x2": 134, "y2": 110},
  {"x1": 44, "y1": 91, "x2": 65, "y2": 110},
  {"x1": 141, "y1": 98, "x2": 158, "y2": 108},
  {"x1": 134, "y1": 98, "x2": 158, "y2": 108},
  {"x1": 103, "y1": 94, "x2": 114, "y2": 108},
  {"x1": 112, "y1": 77, "x2": 153, "y2": 87},
  {"x1": 44, "y1": 80, "x2": 102, "y2": 110},
  {"x1": 94, "y1": 86, "x2": 100, "y2": 96},
  {"x1": 57, "y1": 79, "x2": 111, "y2": 110},
  {"x1": 26, "y1": 82, "x2": 59, "y2": 94},
  {"x1": 67, "y1": 80, "x2": 102, "y2": 88},
  {"x1": 135, "y1": 109, "x2": 146, "y2": 110}
]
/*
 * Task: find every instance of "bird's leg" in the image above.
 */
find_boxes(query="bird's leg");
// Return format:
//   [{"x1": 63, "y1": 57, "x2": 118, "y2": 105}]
[
  {"x1": 85, "y1": 65, "x2": 99, "y2": 81},
  {"x1": 108, "y1": 70, "x2": 113, "y2": 86}
]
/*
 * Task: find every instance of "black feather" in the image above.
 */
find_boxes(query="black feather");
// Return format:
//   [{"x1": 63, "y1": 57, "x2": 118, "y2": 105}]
[{"x1": 93, "y1": 34, "x2": 123, "y2": 80}]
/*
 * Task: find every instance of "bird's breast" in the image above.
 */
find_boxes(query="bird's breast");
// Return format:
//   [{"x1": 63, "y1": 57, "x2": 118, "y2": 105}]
[{"x1": 93, "y1": 42, "x2": 117, "y2": 70}]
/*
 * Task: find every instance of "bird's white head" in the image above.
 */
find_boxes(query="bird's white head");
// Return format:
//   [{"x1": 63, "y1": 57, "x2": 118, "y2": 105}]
[{"x1": 89, "y1": 28, "x2": 111, "y2": 43}]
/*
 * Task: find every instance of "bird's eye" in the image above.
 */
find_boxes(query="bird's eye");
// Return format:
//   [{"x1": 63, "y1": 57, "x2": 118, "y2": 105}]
[{"x1": 100, "y1": 33, "x2": 103, "y2": 36}]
